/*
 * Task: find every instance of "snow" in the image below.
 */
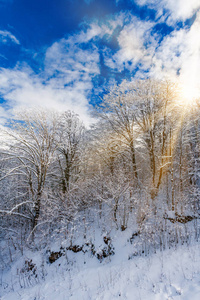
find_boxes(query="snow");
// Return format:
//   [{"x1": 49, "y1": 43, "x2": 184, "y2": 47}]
[{"x1": 1, "y1": 228, "x2": 200, "y2": 300}]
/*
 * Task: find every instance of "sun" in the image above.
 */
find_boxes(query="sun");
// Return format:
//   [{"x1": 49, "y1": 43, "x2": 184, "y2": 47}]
[
  {"x1": 180, "y1": 85, "x2": 199, "y2": 105},
  {"x1": 177, "y1": 81, "x2": 200, "y2": 108}
]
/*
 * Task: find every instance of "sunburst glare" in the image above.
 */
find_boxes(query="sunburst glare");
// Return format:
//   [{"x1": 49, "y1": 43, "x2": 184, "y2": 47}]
[{"x1": 178, "y1": 81, "x2": 200, "y2": 108}]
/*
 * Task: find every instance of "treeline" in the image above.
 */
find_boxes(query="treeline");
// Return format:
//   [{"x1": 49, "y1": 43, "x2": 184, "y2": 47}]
[{"x1": 0, "y1": 79, "x2": 200, "y2": 259}]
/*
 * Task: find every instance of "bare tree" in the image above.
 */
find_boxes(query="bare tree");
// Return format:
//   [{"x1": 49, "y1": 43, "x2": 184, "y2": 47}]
[
  {"x1": 0, "y1": 109, "x2": 59, "y2": 231},
  {"x1": 54, "y1": 111, "x2": 85, "y2": 194},
  {"x1": 95, "y1": 82, "x2": 140, "y2": 184}
]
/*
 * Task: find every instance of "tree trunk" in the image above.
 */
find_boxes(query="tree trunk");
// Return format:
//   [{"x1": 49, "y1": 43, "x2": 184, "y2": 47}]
[{"x1": 33, "y1": 192, "x2": 41, "y2": 229}]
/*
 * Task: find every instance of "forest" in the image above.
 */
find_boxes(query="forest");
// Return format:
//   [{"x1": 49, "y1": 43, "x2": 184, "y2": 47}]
[{"x1": 0, "y1": 78, "x2": 200, "y2": 270}]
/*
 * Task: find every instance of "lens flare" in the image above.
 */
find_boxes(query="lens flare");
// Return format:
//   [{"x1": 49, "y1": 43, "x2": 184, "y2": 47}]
[{"x1": 178, "y1": 82, "x2": 200, "y2": 108}]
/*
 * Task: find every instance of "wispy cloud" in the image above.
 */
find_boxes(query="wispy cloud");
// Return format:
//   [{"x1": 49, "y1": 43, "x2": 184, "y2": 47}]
[
  {"x1": 0, "y1": 30, "x2": 20, "y2": 45},
  {"x1": 0, "y1": 63, "x2": 98, "y2": 127},
  {"x1": 150, "y1": 10, "x2": 200, "y2": 91},
  {"x1": 0, "y1": 5, "x2": 200, "y2": 126},
  {"x1": 0, "y1": 23, "x2": 109, "y2": 126},
  {"x1": 135, "y1": 0, "x2": 200, "y2": 23},
  {"x1": 0, "y1": 19, "x2": 120, "y2": 126},
  {"x1": 103, "y1": 9, "x2": 200, "y2": 92},
  {"x1": 103, "y1": 15, "x2": 156, "y2": 72}
]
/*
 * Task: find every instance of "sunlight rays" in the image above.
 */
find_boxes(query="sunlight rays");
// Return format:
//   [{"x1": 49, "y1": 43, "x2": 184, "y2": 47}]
[
  {"x1": 178, "y1": 82, "x2": 200, "y2": 108},
  {"x1": 153, "y1": 79, "x2": 199, "y2": 202}
]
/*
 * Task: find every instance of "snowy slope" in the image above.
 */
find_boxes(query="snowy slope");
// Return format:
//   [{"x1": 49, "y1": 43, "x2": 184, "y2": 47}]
[{"x1": 1, "y1": 228, "x2": 200, "y2": 300}]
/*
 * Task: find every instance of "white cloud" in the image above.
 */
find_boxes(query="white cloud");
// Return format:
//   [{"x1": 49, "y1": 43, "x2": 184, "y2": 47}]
[
  {"x1": 0, "y1": 105, "x2": 9, "y2": 125},
  {"x1": 104, "y1": 16, "x2": 156, "y2": 72},
  {"x1": 150, "y1": 11, "x2": 200, "y2": 93},
  {"x1": 0, "y1": 30, "x2": 20, "y2": 45},
  {"x1": 1, "y1": 9, "x2": 200, "y2": 128},
  {"x1": 0, "y1": 20, "x2": 115, "y2": 127},
  {"x1": 135, "y1": 0, "x2": 200, "y2": 23},
  {"x1": 0, "y1": 19, "x2": 122, "y2": 127},
  {"x1": 66, "y1": 18, "x2": 121, "y2": 46},
  {"x1": 44, "y1": 38, "x2": 100, "y2": 81},
  {"x1": 102, "y1": 9, "x2": 200, "y2": 96},
  {"x1": 0, "y1": 63, "x2": 97, "y2": 127}
]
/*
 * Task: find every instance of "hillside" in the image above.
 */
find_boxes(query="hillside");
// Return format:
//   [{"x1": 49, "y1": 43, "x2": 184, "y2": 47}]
[{"x1": 1, "y1": 219, "x2": 200, "y2": 300}]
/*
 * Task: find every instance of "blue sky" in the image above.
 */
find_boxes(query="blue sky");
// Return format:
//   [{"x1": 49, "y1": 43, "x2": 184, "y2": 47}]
[{"x1": 0, "y1": 0, "x2": 200, "y2": 125}]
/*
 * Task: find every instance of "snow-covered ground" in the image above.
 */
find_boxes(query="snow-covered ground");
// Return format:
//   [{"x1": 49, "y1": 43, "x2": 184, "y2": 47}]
[{"x1": 1, "y1": 227, "x2": 200, "y2": 300}]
